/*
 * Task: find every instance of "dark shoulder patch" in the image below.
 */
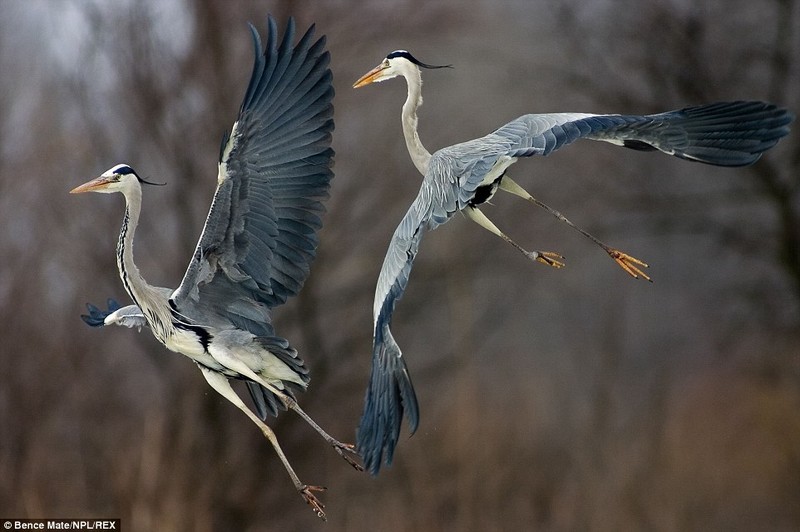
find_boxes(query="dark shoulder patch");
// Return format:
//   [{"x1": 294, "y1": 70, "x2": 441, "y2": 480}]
[
  {"x1": 169, "y1": 300, "x2": 213, "y2": 351},
  {"x1": 623, "y1": 140, "x2": 657, "y2": 151}
]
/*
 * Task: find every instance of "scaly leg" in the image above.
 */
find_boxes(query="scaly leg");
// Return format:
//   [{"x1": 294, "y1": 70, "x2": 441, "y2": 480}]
[
  {"x1": 464, "y1": 206, "x2": 565, "y2": 268},
  {"x1": 281, "y1": 395, "x2": 363, "y2": 471},
  {"x1": 205, "y1": 346, "x2": 362, "y2": 471},
  {"x1": 499, "y1": 177, "x2": 651, "y2": 281},
  {"x1": 199, "y1": 367, "x2": 328, "y2": 521}
]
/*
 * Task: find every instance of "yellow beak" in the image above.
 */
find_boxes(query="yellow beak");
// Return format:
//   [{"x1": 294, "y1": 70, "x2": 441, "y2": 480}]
[
  {"x1": 353, "y1": 64, "x2": 387, "y2": 88},
  {"x1": 70, "y1": 175, "x2": 113, "y2": 194}
]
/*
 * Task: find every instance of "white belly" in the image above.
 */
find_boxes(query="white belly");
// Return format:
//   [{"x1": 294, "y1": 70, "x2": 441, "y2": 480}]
[
  {"x1": 162, "y1": 327, "x2": 304, "y2": 388},
  {"x1": 208, "y1": 330, "x2": 306, "y2": 387},
  {"x1": 162, "y1": 327, "x2": 227, "y2": 374},
  {"x1": 164, "y1": 327, "x2": 206, "y2": 357}
]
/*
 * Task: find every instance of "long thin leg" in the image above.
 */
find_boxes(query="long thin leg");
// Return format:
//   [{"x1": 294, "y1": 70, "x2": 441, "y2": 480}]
[
  {"x1": 464, "y1": 206, "x2": 565, "y2": 268},
  {"x1": 205, "y1": 346, "x2": 361, "y2": 470},
  {"x1": 282, "y1": 395, "x2": 362, "y2": 470},
  {"x1": 199, "y1": 367, "x2": 328, "y2": 521},
  {"x1": 499, "y1": 177, "x2": 651, "y2": 282}
]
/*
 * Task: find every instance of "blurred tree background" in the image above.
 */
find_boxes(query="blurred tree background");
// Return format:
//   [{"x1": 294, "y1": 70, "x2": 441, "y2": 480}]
[{"x1": 1, "y1": 0, "x2": 798, "y2": 530}]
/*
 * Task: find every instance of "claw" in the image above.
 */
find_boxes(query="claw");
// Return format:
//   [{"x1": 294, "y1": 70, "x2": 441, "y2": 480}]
[
  {"x1": 607, "y1": 249, "x2": 651, "y2": 282},
  {"x1": 334, "y1": 442, "x2": 364, "y2": 472},
  {"x1": 300, "y1": 485, "x2": 327, "y2": 521},
  {"x1": 532, "y1": 251, "x2": 566, "y2": 269}
]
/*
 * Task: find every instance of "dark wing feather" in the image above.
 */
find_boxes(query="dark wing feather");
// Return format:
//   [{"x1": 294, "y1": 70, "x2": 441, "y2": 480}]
[
  {"x1": 496, "y1": 101, "x2": 792, "y2": 166},
  {"x1": 81, "y1": 298, "x2": 122, "y2": 327},
  {"x1": 357, "y1": 196, "x2": 431, "y2": 475},
  {"x1": 356, "y1": 100, "x2": 791, "y2": 475},
  {"x1": 357, "y1": 148, "x2": 509, "y2": 473},
  {"x1": 170, "y1": 16, "x2": 334, "y2": 335},
  {"x1": 81, "y1": 299, "x2": 151, "y2": 329},
  {"x1": 451, "y1": 101, "x2": 792, "y2": 201},
  {"x1": 356, "y1": 164, "x2": 469, "y2": 474}
]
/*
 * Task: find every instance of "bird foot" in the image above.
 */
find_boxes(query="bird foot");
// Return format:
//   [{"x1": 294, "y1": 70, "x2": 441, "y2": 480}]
[
  {"x1": 300, "y1": 484, "x2": 327, "y2": 521},
  {"x1": 529, "y1": 250, "x2": 566, "y2": 269},
  {"x1": 333, "y1": 441, "x2": 364, "y2": 471},
  {"x1": 607, "y1": 249, "x2": 651, "y2": 282}
]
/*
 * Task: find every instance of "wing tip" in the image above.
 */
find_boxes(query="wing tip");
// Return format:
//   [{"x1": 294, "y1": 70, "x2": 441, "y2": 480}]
[{"x1": 356, "y1": 325, "x2": 420, "y2": 476}]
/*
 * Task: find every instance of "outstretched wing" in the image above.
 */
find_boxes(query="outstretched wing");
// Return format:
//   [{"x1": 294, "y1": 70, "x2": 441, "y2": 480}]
[
  {"x1": 358, "y1": 164, "x2": 469, "y2": 474},
  {"x1": 449, "y1": 101, "x2": 791, "y2": 202},
  {"x1": 496, "y1": 101, "x2": 792, "y2": 165},
  {"x1": 357, "y1": 198, "x2": 426, "y2": 475},
  {"x1": 358, "y1": 141, "x2": 533, "y2": 473},
  {"x1": 358, "y1": 100, "x2": 792, "y2": 475},
  {"x1": 170, "y1": 16, "x2": 334, "y2": 334}
]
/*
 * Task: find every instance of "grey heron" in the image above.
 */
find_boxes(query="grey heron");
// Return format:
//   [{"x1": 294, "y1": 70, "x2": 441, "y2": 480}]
[
  {"x1": 71, "y1": 17, "x2": 359, "y2": 520},
  {"x1": 353, "y1": 50, "x2": 793, "y2": 475}
]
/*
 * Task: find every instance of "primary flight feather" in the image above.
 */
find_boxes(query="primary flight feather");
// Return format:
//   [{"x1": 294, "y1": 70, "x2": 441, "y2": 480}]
[
  {"x1": 353, "y1": 50, "x2": 793, "y2": 475},
  {"x1": 73, "y1": 16, "x2": 361, "y2": 520}
]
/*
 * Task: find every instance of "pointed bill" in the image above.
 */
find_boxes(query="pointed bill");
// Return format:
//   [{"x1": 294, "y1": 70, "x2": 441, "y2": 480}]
[
  {"x1": 70, "y1": 175, "x2": 114, "y2": 194},
  {"x1": 353, "y1": 63, "x2": 388, "y2": 88}
]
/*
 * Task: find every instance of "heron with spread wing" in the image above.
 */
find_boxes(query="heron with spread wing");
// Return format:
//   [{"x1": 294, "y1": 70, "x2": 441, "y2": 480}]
[
  {"x1": 72, "y1": 17, "x2": 360, "y2": 519},
  {"x1": 352, "y1": 50, "x2": 793, "y2": 474}
]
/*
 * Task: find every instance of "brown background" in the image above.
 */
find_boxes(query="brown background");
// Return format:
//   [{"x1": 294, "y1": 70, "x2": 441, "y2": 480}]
[{"x1": 1, "y1": 1, "x2": 798, "y2": 530}]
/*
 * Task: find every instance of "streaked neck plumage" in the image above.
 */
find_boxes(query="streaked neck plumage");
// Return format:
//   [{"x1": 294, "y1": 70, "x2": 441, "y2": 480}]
[
  {"x1": 117, "y1": 182, "x2": 172, "y2": 340},
  {"x1": 401, "y1": 66, "x2": 431, "y2": 174}
]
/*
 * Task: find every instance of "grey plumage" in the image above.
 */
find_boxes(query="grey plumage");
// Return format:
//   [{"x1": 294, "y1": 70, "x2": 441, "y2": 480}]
[
  {"x1": 73, "y1": 17, "x2": 358, "y2": 519},
  {"x1": 353, "y1": 52, "x2": 793, "y2": 475},
  {"x1": 170, "y1": 16, "x2": 334, "y2": 417}
]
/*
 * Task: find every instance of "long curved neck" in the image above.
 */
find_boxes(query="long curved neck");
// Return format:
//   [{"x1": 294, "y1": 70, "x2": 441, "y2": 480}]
[
  {"x1": 117, "y1": 183, "x2": 164, "y2": 324},
  {"x1": 402, "y1": 67, "x2": 431, "y2": 174},
  {"x1": 117, "y1": 183, "x2": 147, "y2": 306}
]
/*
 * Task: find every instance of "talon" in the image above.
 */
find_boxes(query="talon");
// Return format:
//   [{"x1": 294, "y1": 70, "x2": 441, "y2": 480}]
[
  {"x1": 300, "y1": 484, "x2": 327, "y2": 521},
  {"x1": 608, "y1": 249, "x2": 651, "y2": 282},
  {"x1": 334, "y1": 442, "x2": 365, "y2": 472},
  {"x1": 533, "y1": 251, "x2": 566, "y2": 269}
]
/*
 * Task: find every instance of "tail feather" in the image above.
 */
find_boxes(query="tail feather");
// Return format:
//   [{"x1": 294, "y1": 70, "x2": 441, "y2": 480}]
[
  {"x1": 357, "y1": 323, "x2": 419, "y2": 475},
  {"x1": 245, "y1": 379, "x2": 305, "y2": 420},
  {"x1": 246, "y1": 335, "x2": 309, "y2": 420}
]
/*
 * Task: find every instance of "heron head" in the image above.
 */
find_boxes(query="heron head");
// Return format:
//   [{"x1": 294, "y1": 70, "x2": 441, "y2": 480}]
[
  {"x1": 70, "y1": 164, "x2": 163, "y2": 194},
  {"x1": 353, "y1": 50, "x2": 450, "y2": 88}
]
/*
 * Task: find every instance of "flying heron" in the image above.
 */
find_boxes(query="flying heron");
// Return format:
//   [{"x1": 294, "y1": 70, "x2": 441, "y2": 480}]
[
  {"x1": 72, "y1": 17, "x2": 360, "y2": 520},
  {"x1": 352, "y1": 50, "x2": 793, "y2": 475}
]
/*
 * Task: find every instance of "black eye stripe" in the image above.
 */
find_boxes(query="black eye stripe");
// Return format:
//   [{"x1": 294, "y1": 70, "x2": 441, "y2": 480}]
[
  {"x1": 385, "y1": 50, "x2": 451, "y2": 70},
  {"x1": 114, "y1": 164, "x2": 136, "y2": 176}
]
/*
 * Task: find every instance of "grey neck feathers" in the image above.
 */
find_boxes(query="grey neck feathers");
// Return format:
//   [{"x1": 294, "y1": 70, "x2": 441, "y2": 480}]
[
  {"x1": 402, "y1": 67, "x2": 431, "y2": 174},
  {"x1": 116, "y1": 183, "x2": 171, "y2": 337}
]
